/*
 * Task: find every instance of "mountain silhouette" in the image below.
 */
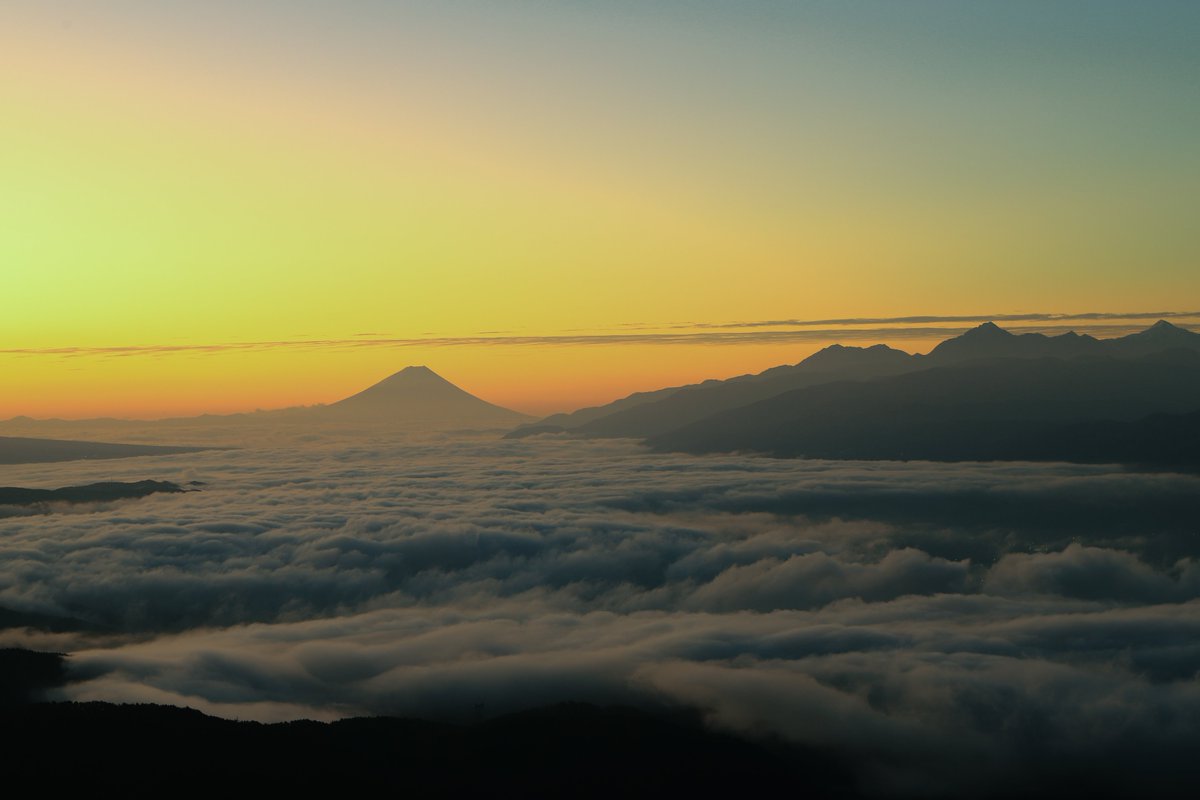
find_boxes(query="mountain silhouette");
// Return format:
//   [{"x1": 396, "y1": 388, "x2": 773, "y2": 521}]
[
  {"x1": 1105, "y1": 319, "x2": 1200, "y2": 357},
  {"x1": 309, "y1": 366, "x2": 532, "y2": 428},
  {"x1": 507, "y1": 385, "x2": 685, "y2": 437},
  {"x1": 509, "y1": 321, "x2": 1200, "y2": 446},
  {"x1": 921, "y1": 319, "x2": 1200, "y2": 364},
  {"x1": 507, "y1": 343, "x2": 915, "y2": 439},
  {"x1": 0, "y1": 366, "x2": 530, "y2": 437},
  {"x1": 922, "y1": 322, "x2": 1105, "y2": 363},
  {"x1": 648, "y1": 351, "x2": 1200, "y2": 464}
]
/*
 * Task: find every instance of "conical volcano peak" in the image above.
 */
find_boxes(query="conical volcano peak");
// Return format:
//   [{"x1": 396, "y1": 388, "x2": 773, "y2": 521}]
[
  {"x1": 1151, "y1": 320, "x2": 1181, "y2": 331},
  {"x1": 318, "y1": 366, "x2": 531, "y2": 427}
]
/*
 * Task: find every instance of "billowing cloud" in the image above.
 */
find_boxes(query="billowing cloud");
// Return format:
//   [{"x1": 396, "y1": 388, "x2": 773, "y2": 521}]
[{"x1": 2, "y1": 435, "x2": 1200, "y2": 795}]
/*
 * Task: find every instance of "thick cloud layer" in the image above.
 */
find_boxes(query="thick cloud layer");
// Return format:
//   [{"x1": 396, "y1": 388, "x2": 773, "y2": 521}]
[{"x1": 2, "y1": 435, "x2": 1200, "y2": 796}]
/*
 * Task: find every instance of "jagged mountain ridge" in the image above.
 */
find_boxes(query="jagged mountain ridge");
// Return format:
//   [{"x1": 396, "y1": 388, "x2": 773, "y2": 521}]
[
  {"x1": 509, "y1": 320, "x2": 1200, "y2": 442},
  {"x1": 647, "y1": 350, "x2": 1200, "y2": 465}
]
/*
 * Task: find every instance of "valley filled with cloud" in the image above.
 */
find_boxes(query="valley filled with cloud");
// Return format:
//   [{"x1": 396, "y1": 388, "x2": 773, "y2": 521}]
[{"x1": 3, "y1": 434, "x2": 1199, "y2": 795}]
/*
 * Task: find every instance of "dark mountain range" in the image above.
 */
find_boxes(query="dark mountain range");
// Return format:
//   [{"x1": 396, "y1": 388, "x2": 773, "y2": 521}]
[
  {"x1": 1105, "y1": 319, "x2": 1200, "y2": 357},
  {"x1": 0, "y1": 436, "x2": 207, "y2": 465},
  {"x1": 509, "y1": 321, "x2": 1200, "y2": 447},
  {"x1": 648, "y1": 351, "x2": 1200, "y2": 464},
  {"x1": 921, "y1": 321, "x2": 1105, "y2": 363},
  {"x1": 921, "y1": 319, "x2": 1200, "y2": 364}
]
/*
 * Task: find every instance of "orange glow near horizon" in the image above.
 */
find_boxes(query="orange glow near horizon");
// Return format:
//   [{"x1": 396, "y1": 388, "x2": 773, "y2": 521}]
[
  {"x1": 3, "y1": 3, "x2": 1198, "y2": 421},
  {"x1": 5, "y1": 321, "x2": 1199, "y2": 420}
]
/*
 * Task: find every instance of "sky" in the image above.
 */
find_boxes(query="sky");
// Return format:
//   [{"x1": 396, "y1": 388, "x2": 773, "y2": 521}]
[{"x1": 3, "y1": 1, "x2": 1199, "y2": 418}]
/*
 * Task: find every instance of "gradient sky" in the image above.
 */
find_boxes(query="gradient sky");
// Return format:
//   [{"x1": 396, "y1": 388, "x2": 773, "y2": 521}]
[{"x1": 3, "y1": 1, "x2": 1198, "y2": 417}]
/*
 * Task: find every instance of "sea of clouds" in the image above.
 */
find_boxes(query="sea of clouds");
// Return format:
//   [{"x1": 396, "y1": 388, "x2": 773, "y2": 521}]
[{"x1": 3, "y1": 433, "x2": 1200, "y2": 795}]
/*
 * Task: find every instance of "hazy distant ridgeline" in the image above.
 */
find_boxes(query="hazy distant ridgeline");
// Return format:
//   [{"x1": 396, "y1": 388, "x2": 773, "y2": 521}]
[
  {"x1": 0, "y1": 436, "x2": 207, "y2": 465},
  {"x1": 511, "y1": 320, "x2": 1200, "y2": 467},
  {"x1": 0, "y1": 365, "x2": 532, "y2": 458}
]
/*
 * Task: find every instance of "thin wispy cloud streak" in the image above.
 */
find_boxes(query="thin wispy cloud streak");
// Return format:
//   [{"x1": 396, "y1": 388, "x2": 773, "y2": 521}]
[
  {"x1": 3, "y1": 435, "x2": 1199, "y2": 795},
  {"x1": 3, "y1": 311, "x2": 1197, "y2": 359},
  {"x1": 674, "y1": 310, "x2": 1200, "y2": 330}
]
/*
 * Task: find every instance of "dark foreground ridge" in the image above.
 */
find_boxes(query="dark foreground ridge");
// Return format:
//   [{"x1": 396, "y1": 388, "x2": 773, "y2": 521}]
[
  {"x1": 2, "y1": 702, "x2": 847, "y2": 797},
  {"x1": 2, "y1": 651, "x2": 1195, "y2": 798},
  {"x1": 0, "y1": 652, "x2": 846, "y2": 798},
  {"x1": 0, "y1": 435, "x2": 208, "y2": 465},
  {"x1": 0, "y1": 653, "x2": 833, "y2": 797},
  {"x1": 0, "y1": 480, "x2": 190, "y2": 508}
]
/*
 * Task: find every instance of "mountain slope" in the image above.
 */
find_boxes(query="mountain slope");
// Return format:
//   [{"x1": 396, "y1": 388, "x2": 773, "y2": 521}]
[
  {"x1": 506, "y1": 385, "x2": 684, "y2": 437},
  {"x1": 511, "y1": 344, "x2": 916, "y2": 440},
  {"x1": 1105, "y1": 319, "x2": 1200, "y2": 357},
  {"x1": 648, "y1": 352, "x2": 1200, "y2": 463}
]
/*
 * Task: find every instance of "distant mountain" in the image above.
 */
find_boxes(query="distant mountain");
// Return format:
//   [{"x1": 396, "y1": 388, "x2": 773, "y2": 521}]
[
  {"x1": 306, "y1": 366, "x2": 532, "y2": 428},
  {"x1": 921, "y1": 322, "x2": 1105, "y2": 364},
  {"x1": 509, "y1": 321, "x2": 1200, "y2": 444},
  {"x1": 0, "y1": 436, "x2": 208, "y2": 465},
  {"x1": 0, "y1": 480, "x2": 188, "y2": 507},
  {"x1": 1105, "y1": 319, "x2": 1200, "y2": 357},
  {"x1": 648, "y1": 351, "x2": 1200, "y2": 464},
  {"x1": 920, "y1": 319, "x2": 1200, "y2": 365},
  {"x1": 0, "y1": 366, "x2": 530, "y2": 439}
]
